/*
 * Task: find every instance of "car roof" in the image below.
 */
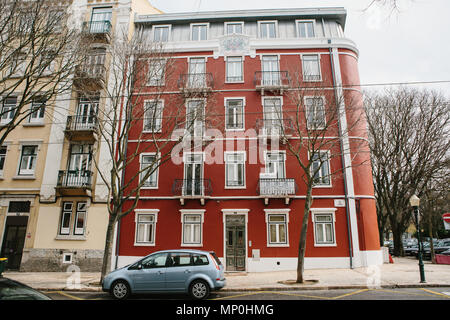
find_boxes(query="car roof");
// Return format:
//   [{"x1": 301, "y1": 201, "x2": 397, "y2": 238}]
[{"x1": 146, "y1": 249, "x2": 214, "y2": 255}]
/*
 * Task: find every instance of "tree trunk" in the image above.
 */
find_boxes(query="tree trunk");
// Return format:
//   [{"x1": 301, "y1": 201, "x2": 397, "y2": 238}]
[
  {"x1": 428, "y1": 212, "x2": 436, "y2": 264},
  {"x1": 391, "y1": 223, "x2": 404, "y2": 257},
  {"x1": 100, "y1": 215, "x2": 117, "y2": 283},
  {"x1": 297, "y1": 185, "x2": 313, "y2": 283}
]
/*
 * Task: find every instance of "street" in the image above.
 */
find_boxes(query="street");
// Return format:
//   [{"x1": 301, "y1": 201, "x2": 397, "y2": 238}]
[{"x1": 44, "y1": 287, "x2": 450, "y2": 300}]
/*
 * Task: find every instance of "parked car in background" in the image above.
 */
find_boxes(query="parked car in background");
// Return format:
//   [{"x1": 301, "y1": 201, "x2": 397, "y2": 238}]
[
  {"x1": 102, "y1": 249, "x2": 226, "y2": 300},
  {"x1": 0, "y1": 277, "x2": 51, "y2": 300},
  {"x1": 440, "y1": 249, "x2": 450, "y2": 256},
  {"x1": 404, "y1": 244, "x2": 419, "y2": 256}
]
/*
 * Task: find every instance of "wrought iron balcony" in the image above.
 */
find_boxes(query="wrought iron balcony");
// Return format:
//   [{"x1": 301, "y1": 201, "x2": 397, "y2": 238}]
[
  {"x1": 254, "y1": 71, "x2": 290, "y2": 95},
  {"x1": 56, "y1": 170, "x2": 93, "y2": 195},
  {"x1": 258, "y1": 178, "x2": 297, "y2": 204},
  {"x1": 178, "y1": 73, "x2": 214, "y2": 96},
  {"x1": 82, "y1": 20, "x2": 112, "y2": 42},
  {"x1": 172, "y1": 179, "x2": 213, "y2": 205},
  {"x1": 74, "y1": 60, "x2": 106, "y2": 90},
  {"x1": 65, "y1": 115, "x2": 98, "y2": 141}
]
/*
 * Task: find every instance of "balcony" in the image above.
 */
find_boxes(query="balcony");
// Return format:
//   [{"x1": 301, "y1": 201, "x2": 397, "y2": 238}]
[
  {"x1": 254, "y1": 71, "x2": 290, "y2": 95},
  {"x1": 172, "y1": 179, "x2": 213, "y2": 205},
  {"x1": 178, "y1": 73, "x2": 214, "y2": 97},
  {"x1": 64, "y1": 115, "x2": 98, "y2": 141},
  {"x1": 255, "y1": 118, "x2": 294, "y2": 142},
  {"x1": 82, "y1": 20, "x2": 112, "y2": 43},
  {"x1": 56, "y1": 170, "x2": 93, "y2": 196},
  {"x1": 258, "y1": 178, "x2": 298, "y2": 205}
]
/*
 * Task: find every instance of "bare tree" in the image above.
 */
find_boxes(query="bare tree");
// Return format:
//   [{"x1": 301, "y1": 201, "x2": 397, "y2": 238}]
[
  {"x1": 365, "y1": 87, "x2": 450, "y2": 257},
  {"x1": 0, "y1": 0, "x2": 84, "y2": 145}
]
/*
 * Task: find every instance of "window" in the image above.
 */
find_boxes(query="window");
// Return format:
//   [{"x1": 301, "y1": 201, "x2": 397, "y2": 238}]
[
  {"x1": 186, "y1": 100, "x2": 204, "y2": 137},
  {"x1": 311, "y1": 151, "x2": 331, "y2": 187},
  {"x1": 265, "y1": 152, "x2": 285, "y2": 179},
  {"x1": 268, "y1": 214, "x2": 288, "y2": 245},
  {"x1": 191, "y1": 23, "x2": 208, "y2": 41},
  {"x1": 143, "y1": 100, "x2": 163, "y2": 132},
  {"x1": 305, "y1": 97, "x2": 325, "y2": 129},
  {"x1": 225, "y1": 98, "x2": 244, "y2": 130},
  {"x1": 147, "y1": 59, "x2": 166, "y2": 86},
  {"x1": 181, "y1": 212, "x2": 204, "y2": 246},
  {"x1": 10, "y1": 53, "x2": 27, "y2": 76},
  {"x1": 225, "y1": 22, "x2": 244, "y2": 35},
  {"x1": 90, "y1": 7, "x2": 112, "y2": 33},
  {"x1": 40, "y1": 50, "x2": 57, "y2": 74},
  {"x1": 261, "y1": 55, "x2": 280, "y2": 86},
  {"x1": 0, "y1": 146, "x2": 6, "y2": 175},
  {"x1": 1, "y1": 97, "x2": 17, "y2": 124},
  {"x1": 302, "y1": 54, "x2": 321, "y2": 81},
  {"x1": 262, "y1": 97, "x2": 283, "y2": 136},
  {"x1": 153, "y1": 25, "x2": 170, "y2": 42},
  {"x1": 29, "y1": 97, "x2": 46, "y2": 124},
  {"x1": 226, "y1": 56, "x2": 243, "y2": 82},
  {"x1": 188, "y1": 58, "x2": 206, "y2": 88},
  {"x1": 297, "y1": 20, "x2": 315, "y2": 38},
  {"x1": 259, "y1": 21, "x2": 277, "y2": 38},
  {"x1": 225, "y1": 152, "x2": 245, "y2": 188},
  {"x1": 141, "y1": 253, "x2": 168, "y2": 269},
  {"x1": 18, "y1": 145, "x2": 37, "y2": 176},
  {"x1": 183, "y1": 154, "x2": 204, "y2": 196},
  {"x1": 140, "y1": 154, "x2": 159, "y2": 188},
  {"x1": 135, "y1": 213, "x2": 157, "y2": 244},
  {"x1": 192, "y1": 253, "x2": 209, "y2": 265},
  {"x1": 312, "y1": 210, "x2": 336, "y2": 246},
  {"x1": 168, "y1": 252, "x2": 192, "y2": 267},
  {"x1": 58, "y1": 201, "x2": 88, "y2": 236}
]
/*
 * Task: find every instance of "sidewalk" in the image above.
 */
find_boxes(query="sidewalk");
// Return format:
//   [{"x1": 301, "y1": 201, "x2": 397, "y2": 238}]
[{"x1": 3, "y1": 257, "x2": 450, "y2": 292}]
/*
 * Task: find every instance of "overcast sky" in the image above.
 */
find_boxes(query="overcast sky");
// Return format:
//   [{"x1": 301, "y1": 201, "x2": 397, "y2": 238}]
[{"x1": 149, "y1": 0, "x2": 450, "y2": 96}]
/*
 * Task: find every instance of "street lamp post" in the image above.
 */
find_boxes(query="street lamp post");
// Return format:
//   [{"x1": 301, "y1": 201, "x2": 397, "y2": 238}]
[{"x1": 409, "y1": 195, "x2": 426, "y2": 283}]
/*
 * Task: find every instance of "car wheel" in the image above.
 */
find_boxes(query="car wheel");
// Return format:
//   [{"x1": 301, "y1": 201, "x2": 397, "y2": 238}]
[
  {"x1": 111, "y1": 280, "x2": 131, "y2": 300},
  {"x1": 189, "y1": 279, "x2": 210, "y2": 300}
]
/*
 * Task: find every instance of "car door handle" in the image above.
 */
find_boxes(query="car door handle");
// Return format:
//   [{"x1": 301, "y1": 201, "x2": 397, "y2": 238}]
[{"x1": 184, "y1": 269, "x2": 191, "y2": 273}]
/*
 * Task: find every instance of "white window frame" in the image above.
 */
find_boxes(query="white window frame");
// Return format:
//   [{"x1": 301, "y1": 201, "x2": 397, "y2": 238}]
[
  {"x1": 225, "y1": 56, "x2": 244, "y2": 83},
  {"x1": 59, "y1": 202, "x2": 73, "y2": 235},
  {"x1": 301, "y1": 54, "x2": 322, "y2": 82},
  {"x1": 262, "y1": 96, "x2": 283, "y2": 136},
  {"x1": 58, "y1": 201, "x2": 88, "y2": 237},
  {"x1": 180, "y1": 209, "x2": 205, "y2": 247},
  {"x1": 311, "y1": 208, "x2": 337, "y2": 247},
  {"x1": 309, "y1": 150, "x2": 332, "y2": 188},
  {"x1": 258, "y1": 20, "x2": 278, "y2": 39},
  {"x1": 152, "y1": 24, "x2": 171, "y2": 42},
  {"x1": 264, "y1": 209, "x2": 290, "y2": 247},
  {"x1": 73, "y1": 202, "x2": 88, "y2": 236},
  {"x1": 224, "y1": 97, "x2": 245, "y2": 131},
  {"x1": 296, "y1": 19, "x2": 316, "y2": 38},
  {"x1": 224, "y1": 151, "x2": 246, "y2": 189},
  {"x1": 305, "y1": 96, "x2": 326, "y2": 130},
  {"x1": 0, "y1": 145, "x2": 7, "y2": 177},
  {"x1": 185, "y1": 98, "x2": 206, "y2": 138},
  {"x1": 1, "y1": 97, "x2": 17, "y2": 125},
  {"x1": 140, "y1": 152, "x2": 160, "y2": 189},
  {"x1": 224, "y1": 21, "x2": 244, "y2": 35},
  {"x1": 28, "y1": 97, "x2": 46, "y2": 124},
  {"x1": 143, "y1": 99, "x2": 163, "y2": 132},
  {"x1": 190, "y1": 23, "x2": 209, "y2": 41},
  {"x1": 264, "y1": 150, "x2": 286, "y2": 179},
  {"x1": 147, "y1": 58, "x2": 166, "y2": 86},
  {"x1": 134, "y1": 209, "x2": 159, "y2": 246},
  {"x1": 17, "y1": 145, "x2": 38, "y2": 176}
]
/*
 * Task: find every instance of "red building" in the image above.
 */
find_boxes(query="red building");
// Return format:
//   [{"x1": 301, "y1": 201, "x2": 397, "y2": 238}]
[{"x1": 114, "y1": 7, "x2": 381, "y2": 272}]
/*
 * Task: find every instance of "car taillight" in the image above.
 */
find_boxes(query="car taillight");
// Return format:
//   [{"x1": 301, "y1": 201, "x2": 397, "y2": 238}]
[{"x1": 210, "y1": 254, "x2": 220, "y2": 271}]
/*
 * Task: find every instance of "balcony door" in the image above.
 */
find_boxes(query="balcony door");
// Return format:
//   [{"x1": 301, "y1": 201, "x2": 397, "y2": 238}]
[
  {"x1": 188, "y1": 58, "x2": 206, "y2": 88},
  {"x1": 67, "y1": 145, "x2": 92, "y2": 186},
  {"x1": 263, "y1": 98, "x2": 282, "y2": 135},
  {"x1": 76, "y1": 97, "x2": 98, "y2": 130},
  {"x1": 261, "y1": 56, "x2": 280, "y2": 86},
  {"x1": 186, "y1": 100, "x2": 204, "y2": 137},
  {"x1": 183, "y1": 154, "x2": 203, "y2": 196},
  {"x1": 90, "y1": 7, "x2": 112, "y2": 33}
]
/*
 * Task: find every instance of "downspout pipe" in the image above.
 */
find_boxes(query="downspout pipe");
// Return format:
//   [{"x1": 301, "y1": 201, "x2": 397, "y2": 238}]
[{"x1": 328, "y1": 40, "x2": 354, "y2": 269}]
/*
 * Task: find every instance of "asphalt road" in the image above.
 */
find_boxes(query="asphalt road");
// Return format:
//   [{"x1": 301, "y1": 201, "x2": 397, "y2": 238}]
[{"x1": 44, "y1": 287, "x2": 450, "y2": 301}]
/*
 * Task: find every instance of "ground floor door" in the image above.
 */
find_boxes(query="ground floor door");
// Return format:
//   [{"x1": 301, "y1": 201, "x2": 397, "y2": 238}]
[
  {"x1": 225, "y1": 215, "x2": 246, "y2": 271},
  {"x1": 0, "y1": 216, "x2": 28, "y2": 270}
]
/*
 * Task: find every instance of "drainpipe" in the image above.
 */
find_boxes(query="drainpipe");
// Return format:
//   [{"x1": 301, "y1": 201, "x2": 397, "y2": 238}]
[{"x1": 328, "y1": 40, "x2": 354, "y2": 269}]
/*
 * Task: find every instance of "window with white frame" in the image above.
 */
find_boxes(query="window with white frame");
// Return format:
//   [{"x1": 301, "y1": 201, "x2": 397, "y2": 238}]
[
  {"x1": 135, "y1": 212, "x2": 157, "y2": 245},
  {"x1": 1, "y1": 97, "x2": 17, "y2": 125},
  {"x1": 302, "y1": 54, "x2": 321, "y2": 81},
  {"x1": 181, "y1": 212, "x2": 203, "y2": 246},
  {"x1": 73, "y1": 202, "x2": 87, "y2": 235},
  {"x1": 267, "y1": 214, "x2": 288, "y2": 245},
  {"x1": 10, "y1": 52, "x2": 27, "y2": 75},
  {"x1": 29, "y1": 97, "x2": 46, "y2": 124},
  {"x1": 225, "y1": 152, "x2": 245, "y2": 188},
  {"x1": 0, "y1": 146, "x2": 7, "y2": 176},
  {"x1": 58, "y1": 201, "x2": 87, "y2": 236},
  {"x1": 305, "y1": 97, "x2": 325, "y2": 129},
  {"x1": 225, "y1": 98, "x2": 244, "y2": 130},
  {"x1": 311, "y1": 151, "x2": 331, "y2": 186},
  {"x1": 143, "y1": 100, "x2": 163, "y2": 132},
  {"x1": 262, "y1": 97, "x2": 283, "y2": 135},
  {"x1": 265, "y1": 152, "x2": 285, "y2": 179},
  {"x1": 226, "y1": 56, "x2": 243, "y2": 82},
  {"x1": 18, "y1": 145, "x2": 37, "y2": 176},
  {"x1": 225, "y1": 22, "x2": 244, "y2": 35},
  {"x1": 140, "y1": 153, "x2": 159, "y2": 188},
  {"x1": 259, "y1": 21, "x2": 277, "y2": 38},
  {"x1": 297, "y1": 20, "x2": 315, "y2": 38},
  {"x1": 191, "y1": 23, "x2": 208, "y2": 41},
  {"x1": 59, "y1": 202, "x2": 73, "y2": 235},
  {"x1": 153, "y1": 25, "x2": 170, "y2": 42},
  {"x1": 312, "y1": 211, "x2": 336, "y2": 246},
  {"x1": 147, "y1": 59, "x2": 166, "y2": 86}
]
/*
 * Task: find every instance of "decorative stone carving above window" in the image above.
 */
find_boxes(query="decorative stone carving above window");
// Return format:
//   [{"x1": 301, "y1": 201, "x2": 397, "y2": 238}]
[{"x1": 215, "y1": 34, "x2": 255, "y2": 59}]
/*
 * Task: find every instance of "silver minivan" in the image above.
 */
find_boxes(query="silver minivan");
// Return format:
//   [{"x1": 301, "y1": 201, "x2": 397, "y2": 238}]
[{"x1": 102, "y1": 249, "x2": 226, "y2": 300}]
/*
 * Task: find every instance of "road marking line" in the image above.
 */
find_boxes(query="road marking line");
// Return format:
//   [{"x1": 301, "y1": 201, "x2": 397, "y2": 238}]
[
  {"x1": 374, "y1": 288, "x2": 443, "y2": 298},
  {"x1": 267, "y1": 291, "x2": 332, "y2": 300},
  {"x1": 332, "y1": 289, "x2": 370, "y2": 300},
  {"x1": 56, "y1": 291, "x2": 84, "y2": 300},
  {"x1": 420, "y1": 288, "x2": 450, "y2": 299}
]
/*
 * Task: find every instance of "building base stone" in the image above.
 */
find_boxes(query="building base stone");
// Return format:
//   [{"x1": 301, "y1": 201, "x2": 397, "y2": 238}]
[{"x1": 20, "y1": 248, "x2": 104, "y2": 272}]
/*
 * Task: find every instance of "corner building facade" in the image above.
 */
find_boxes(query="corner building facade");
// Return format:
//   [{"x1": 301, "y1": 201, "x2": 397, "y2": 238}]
[{"x1": 116, "y1": 7, "x2": 382, "y2": 272}]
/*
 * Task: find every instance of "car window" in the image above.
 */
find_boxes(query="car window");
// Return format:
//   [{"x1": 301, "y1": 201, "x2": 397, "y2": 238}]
[
  {"x1": 168, "y1": 253, "x2": 192, "y2": 267},
  {"x1": 141, "y1": 253, "x2": 168, "y2": 269},
  {"x1": 192, "y1": 254, "x2": 209, "y2": 266},
  {"x1": 0, "y1": 281, "x2": 50, "y2": 300}
]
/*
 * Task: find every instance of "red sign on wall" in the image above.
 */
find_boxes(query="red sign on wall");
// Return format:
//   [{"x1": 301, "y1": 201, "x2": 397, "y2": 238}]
[{"x1": 443, "y1": 213, "x2": 450, "y2": 230}]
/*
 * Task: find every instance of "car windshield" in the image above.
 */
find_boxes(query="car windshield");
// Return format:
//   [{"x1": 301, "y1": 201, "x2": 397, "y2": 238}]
[{"x1": 0, "y1": 280, "x2": 51, "y2": 300}]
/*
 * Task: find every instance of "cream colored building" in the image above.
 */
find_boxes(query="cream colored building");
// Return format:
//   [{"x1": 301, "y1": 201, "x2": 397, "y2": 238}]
[{"x1": 0, "y1": 0, "x2": 161, "y2": 271}]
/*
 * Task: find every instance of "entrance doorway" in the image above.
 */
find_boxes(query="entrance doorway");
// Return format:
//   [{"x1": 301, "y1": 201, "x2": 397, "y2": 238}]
[
  {"x1": 225, "y1": 215, "x2": 246, "y2": 271},
  {"x1": 1, "y1": 216, "x2": 28, "y2": 270}
]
